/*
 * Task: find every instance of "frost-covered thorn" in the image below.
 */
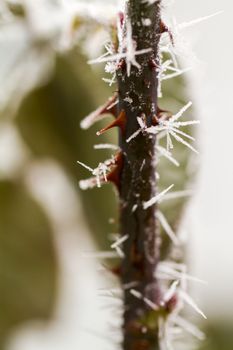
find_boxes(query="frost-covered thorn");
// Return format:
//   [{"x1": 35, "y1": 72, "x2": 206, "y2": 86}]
[
  {"x1": 80, "y1": 94, "x2": 118, "y2": 130},
  {"x1": 97, "y1": 110, "x2": 126, "y2": 136},
  {"x1": 148, "y1": 58, "x2": 159, "y2": 70},
  {"x1": 78, "y1": 154, "x2": 120, "y2": 190},
  {"x1": 106, "y1": 152, "x2": 123, "y2": 191}
]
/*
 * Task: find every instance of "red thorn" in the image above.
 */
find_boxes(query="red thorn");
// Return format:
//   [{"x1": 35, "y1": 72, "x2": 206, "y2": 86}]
[
  {"x1": 149, "y1": 59, "x2": 159, "y2": 70},
  {"x1": 152, "y1": 107, "x2": 172, "y2": 125},
  {"x1": 117, "y1": 59, "x2": 126, "y2": 71},
  {"x1": 97, "y1": 110, "x2": 126, "y2": 136},
  {"x1": 157, "y1": 106, "x2": 172, "y2": 118},
  {"x1": 102, "y1": 263, "x2": 121, "y2": 276},
  {"x1": 107, "y1": 152, "x2": 123, "y2": 191},
  {"x1": 111, "y1": 265, "x2": 121, "y2": 276},
  {"x1": 118, "y1": 12, "x2": 124, "y2": 27},
  {"x1": 160, "y1": 20, "x2": 174, "y2": 45},
  {"x1": 152, "y1": 115, "x2": 160, "y2": 126},
  {"x1": 165, "y1": 294, "x2": 178, "y2": 313}
]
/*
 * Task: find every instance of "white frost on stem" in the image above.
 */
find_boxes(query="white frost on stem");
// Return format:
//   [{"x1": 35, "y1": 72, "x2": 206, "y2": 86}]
[{"x1": 89, "y1": 19, "x2": 152, "y2": 77}]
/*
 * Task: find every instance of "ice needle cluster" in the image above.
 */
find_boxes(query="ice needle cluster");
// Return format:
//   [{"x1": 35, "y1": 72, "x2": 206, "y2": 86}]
[{"x1": 78, "y1": 155, "x2": 116, "y2": 190}]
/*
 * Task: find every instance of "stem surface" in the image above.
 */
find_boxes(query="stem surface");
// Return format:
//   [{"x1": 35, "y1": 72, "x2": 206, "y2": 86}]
[{"x1": 117, "y1": 1, "x2": 162, "y2": 349}]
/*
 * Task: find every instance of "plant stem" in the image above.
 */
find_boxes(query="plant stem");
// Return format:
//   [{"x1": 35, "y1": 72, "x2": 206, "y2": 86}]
[{"x1": 117, "y1": 1, "x2": 162, "y2": 349}]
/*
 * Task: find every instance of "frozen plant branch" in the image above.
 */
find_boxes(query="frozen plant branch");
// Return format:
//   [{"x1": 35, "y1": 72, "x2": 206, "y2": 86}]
[{"x1": 78, "y1": 0, "x2": 203, "y2": 349}]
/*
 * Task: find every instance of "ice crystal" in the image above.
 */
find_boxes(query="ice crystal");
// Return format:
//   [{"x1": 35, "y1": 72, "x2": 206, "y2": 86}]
[
  {"x1": 94, "y1": 144, "x2": 119, "y2": 151},
  {"x1": 156, "y1": 145, "x2": 180, "y2": 167},
  {"x1": 78, "y1": 155, "x2": 116, "y2": 190},
  {"x1": 111, "y1": 234, "x2": 129, "y2": 258},
  {"x1": 143, "y1": 184, "x2": 174, "y2": 210},
  {"x1": 126, "y1": 115, "x2": 147, "y2": 143},
  {"x1": 146, "y1": 102, "x2": 200, "y2": 153},
  {"x1": 89, "y1": 18, "x2": 152, "y2": 77}
]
